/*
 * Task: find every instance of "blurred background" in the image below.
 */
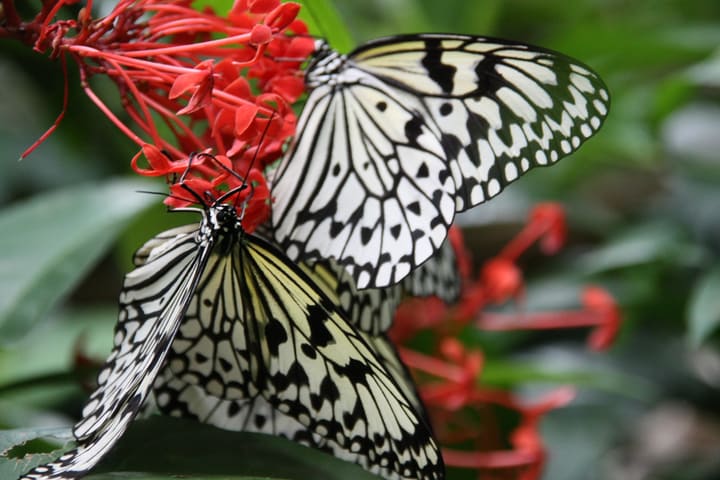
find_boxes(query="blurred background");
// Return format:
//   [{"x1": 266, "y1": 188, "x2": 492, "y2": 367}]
[{"x1": 1, "y1": 0, "x2": 720, "y2": 479}]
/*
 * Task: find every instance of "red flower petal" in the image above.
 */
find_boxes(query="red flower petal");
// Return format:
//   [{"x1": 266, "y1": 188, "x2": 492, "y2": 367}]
[
  {"x1": 264, "y1": 2, "x2": 300, "y2": 30},
  {"x1": 248, "y1": 0, "x2": 280, "y2": 14},
  {"x1": 169, "y1": 60, "x2": 213, "y2": 100},
  {"x1": 583, "y1": 286, "x2": 621, "y2": 350},
  {"x1": 235, "y1": 103, "x2": 260, "y2": 137},
  {"x1": 268, "y1": 75, "x2": 306, "y2": 102},
  {"x1": 530, "y1": 202, "x2": 567, "y2": 254},
  {"x1": 131, "y1": 144, "x2": 183, "y2": 176}
]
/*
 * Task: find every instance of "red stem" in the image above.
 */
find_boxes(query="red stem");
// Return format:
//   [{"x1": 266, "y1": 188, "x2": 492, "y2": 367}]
[
  {"x1": 442, "y1": 448, "x2": 539, "y2": 469},
  {"x1": 477, "y1": 309, "x2": 602, "y2": 331},
  {"x1": 1, "y1": 0, "x2": 21, "y2": 27},
  {"x1": 399, "y1": 348, "x2": 468, "y2": 383},
  {"x1": 20, "y1": 51, "x2": 69, "y2": 159},
  {"x1": 497, "y1": 218, "x2": 547, "y2": 261}
]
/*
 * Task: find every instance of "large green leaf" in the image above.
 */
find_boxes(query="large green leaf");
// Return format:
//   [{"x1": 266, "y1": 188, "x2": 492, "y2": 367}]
[
  {"x1": 1, "y1": 417, "x2": 378, "y2": 480},
  {"x1": 688, "y1": 264, "x2": 720, "y2": 347},
  {"x1": 0, "y1": 179, "x2": 156, "y2": 344}
]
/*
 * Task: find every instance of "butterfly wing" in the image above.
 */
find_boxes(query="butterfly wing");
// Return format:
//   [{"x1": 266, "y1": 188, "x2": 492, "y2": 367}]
[
  {"x1": 21, "y1": 227, "x2": 206, "y2": 480},
  {"x1": 154, "y1": 232, "x2": 443, "y2": 479},
  {"x1": 272, "y1": 34, "x2": 609, "y2": 289},
  {"x1": 241, "y1": 236, "x2": 443, "y2": 479},
  {"x1": 153, "y1": 333, "x2": 430, "y2": 470},
  {"x1": 304, "y1": 238, "x2": 460, "y2": 334}
]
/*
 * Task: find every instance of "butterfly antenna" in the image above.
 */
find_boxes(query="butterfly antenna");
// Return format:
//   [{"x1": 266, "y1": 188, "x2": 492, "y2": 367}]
[
  {"x1": 136, "y1": 189, "x2": 168, "y2": 198},
  {"x1": 214, "y1": 111, "x2": 277, "y2": 206},
  {"x1": 177, "y1": 152, "x2": 208, "y2": 207}
]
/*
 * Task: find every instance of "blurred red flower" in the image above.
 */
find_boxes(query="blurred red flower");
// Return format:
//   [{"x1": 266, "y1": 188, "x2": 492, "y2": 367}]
[{"x1": 5, "y1": 0, "x2": 314, "y2": 228}]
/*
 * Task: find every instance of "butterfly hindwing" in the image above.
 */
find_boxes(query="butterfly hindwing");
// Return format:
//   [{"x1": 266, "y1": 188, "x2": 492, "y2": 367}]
[
  {"x1": 153, "y1": 333, "x2": 432, "y2": 476},
  {"x1": 272, "y1": 33, "x2": 609, "y2": 289},
  {"x1": 303, "y1": 237, "x2": 460, "y2": 335}
]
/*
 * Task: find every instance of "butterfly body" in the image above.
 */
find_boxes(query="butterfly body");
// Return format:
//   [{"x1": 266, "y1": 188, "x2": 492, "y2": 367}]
[{"x1": 273, "y1": 33, "x2": 610, "y2": 289}]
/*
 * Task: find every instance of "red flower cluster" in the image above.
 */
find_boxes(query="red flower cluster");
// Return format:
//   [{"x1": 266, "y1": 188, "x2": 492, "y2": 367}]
[
  {"x1": 4, "y1": 0, "x2": 315, "y2": 229},
  {"x1": 390, "y1": 203, "x2": 621, "y2": 478}
]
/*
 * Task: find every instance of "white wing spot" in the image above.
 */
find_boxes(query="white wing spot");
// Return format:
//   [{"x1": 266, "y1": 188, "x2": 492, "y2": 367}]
[
  {"x1": 570, "y1": 63, "x2": 592, "y2": 76},
  {"x1": 535, "y1": 150, "x2": 548, "y2": 165},
  {"x1": 496, "y1": 86, "x2": 536, "y2": 122},
  {"x1": 504, "y1": 162, "x2": 519, "y2": 181},
  {"x1": 569, "y1": 72, "x2": 594, "y2": 93},
  {"x1": 560, "y1": 139, "x2": 571, "y2": 154},
  {"x1": 497, "y1": 63, "x2": 553, "y2": 108},
  {"x1": 593, "y1": 99, "x2": 608, "y2": 116},
  {"x1": 498, "y1": 49, "x2": 537, "y2": 60},
  {"x1": 487, "y1": 178, "x2": 501, "y2": 197},
  {"x1": 357, "y1": 270, "x2": 371, "y2": 289},
  {"x1": 470, "y1": 184, "x2": 485, "y2": 204},
  {"x1": 506, "y1": 59, "x2": 558, "y2": 87},
  {"x1": 286, "y1": 244, "x2": 300, "y2": 260}
]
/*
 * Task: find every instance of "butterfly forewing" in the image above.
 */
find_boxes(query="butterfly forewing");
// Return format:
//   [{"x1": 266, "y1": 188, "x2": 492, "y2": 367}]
[
  {"x1": 21, "y1": 227, "x2": 208, "y2": 480},
  {"x1": 272, "y1": 33, "x2": 609, "y2": 289}
]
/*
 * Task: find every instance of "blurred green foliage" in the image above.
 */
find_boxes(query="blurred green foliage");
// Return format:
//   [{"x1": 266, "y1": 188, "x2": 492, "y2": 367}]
[{"x1": 1, "y1": 0, "x2": 720, "y2": 479}]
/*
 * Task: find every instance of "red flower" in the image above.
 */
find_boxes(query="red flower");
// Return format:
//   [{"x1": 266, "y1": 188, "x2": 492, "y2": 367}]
[
  {"x1": 391, "y1": 204, "x2": 622, "y2": 479},
  {"x1": 7, "y1": 0, "x2": 316, "y2": 218}
]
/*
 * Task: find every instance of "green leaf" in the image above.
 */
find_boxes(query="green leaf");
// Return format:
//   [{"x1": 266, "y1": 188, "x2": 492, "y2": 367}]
[
  {"x1": 576, "y1": 221, "x2": 704, "y2": 274},
  {"x1": 1, "y1": 417, "x2": 378, "y2": 480},
  {"x1": 0, "y1": 179, "x2": 156, "y2": 344},
  {"x1": 0, "y1": 427, "x2": 72, "y2": 479},
  {"x1": 688, "y1": 264, "x2": 720, "y2": 347},
  {"x1": 481, "y1": 361, "x2": 657, "y2": 401},
  {"x1": 299, "y1": 0, "x2": 355, "y2": 53},
  {"x1": 0, "y1": 306, "x2": 115, "y2": 390}
]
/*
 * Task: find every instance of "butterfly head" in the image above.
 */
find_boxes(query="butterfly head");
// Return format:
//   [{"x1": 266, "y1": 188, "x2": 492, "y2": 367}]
[{"x1": 207, "y1": 202, "x2": 241, "y2": 234}]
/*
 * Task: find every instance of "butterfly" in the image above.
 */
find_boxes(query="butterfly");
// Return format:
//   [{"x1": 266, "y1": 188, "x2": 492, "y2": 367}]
[
  {"x1": 271, "y1": 33, "x2": 610, "y2": 289},
  {"x1": 146, "y1": 227, "x2": 458, "y2": 471},
  {"x1": 21, "y1": 162, "x2": 444, "y2": 480}
]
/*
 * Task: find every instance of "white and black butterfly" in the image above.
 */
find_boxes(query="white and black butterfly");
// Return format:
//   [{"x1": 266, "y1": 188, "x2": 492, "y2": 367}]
[
  {"x1": 21, "y1": 164, "x2": 443, "y2": 480},
  {"x1": 145, "y1": 227, "x2": 459, "y2": 467},
  {"x1": 272, "y1": 33, "x2": 610, "y2": 289}
]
